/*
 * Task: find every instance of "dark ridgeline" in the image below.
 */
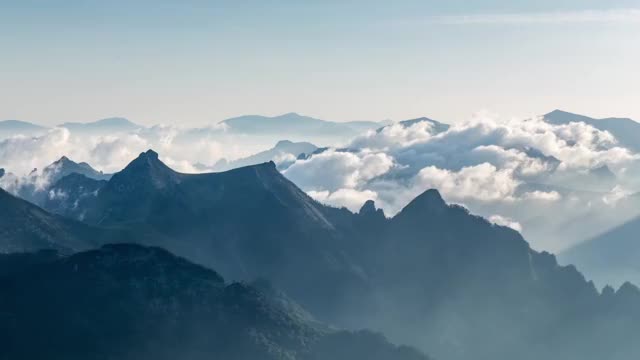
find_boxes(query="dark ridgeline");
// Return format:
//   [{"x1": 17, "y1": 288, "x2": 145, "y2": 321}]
[
  {"x1": 4, "y1": 149, "x2": 640, "y2": 359},
  {"x1": 0, "y1": 187, "x2": 98, "y2": 253},
  {"x1": 0, "y1": 244, "x2": 429, "y2": 360}
]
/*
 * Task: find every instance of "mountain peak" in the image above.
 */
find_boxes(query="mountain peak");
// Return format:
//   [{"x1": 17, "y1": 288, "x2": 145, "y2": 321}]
[
  {"x1": 54, "y1": 155, "x2": 72, "y2": 164},
  {"x1": 140, "y1": 149, "x2": 159, "y2": 160},
  {"x1": 358, "y1": 199, "x2": 386, "y2": 219},
  {"x1": 398, "y1": 189, "x2": 448, "y2": 217},
  {"x1": 275, "y1": 140, "x2": 294, "y2": 147},
  {"x1": 113, "y1": 149, "x2": 180, "y2": 190},
  {"x1": 359, "y1": 200, "x2": 377, "y2": 214}
]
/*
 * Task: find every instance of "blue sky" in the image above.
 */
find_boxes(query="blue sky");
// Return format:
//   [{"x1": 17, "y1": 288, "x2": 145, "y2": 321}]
[{"x1": 1, "y1": 0, "x2": 640, "y2": 125}]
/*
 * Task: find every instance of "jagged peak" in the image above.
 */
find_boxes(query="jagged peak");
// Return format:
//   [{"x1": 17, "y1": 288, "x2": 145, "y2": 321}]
[
  {"x1": 124, "y1": 150, "x2": 164, "y2": 169},
  {"x1": 397, "y1": 189, "x2": 448, "y2": 217},
  {"x1": 359, "y1": 200, "x2": 377, "y2": 214},
  {"x1": 112, "y1": 149, "x2": 180, "y2": 189},
  {"x1": 411, "y1": 189, "x2": 446, "y2": 207},
  {"x1": 358, "y1": 199, "x2": 386, "y2": 219}
]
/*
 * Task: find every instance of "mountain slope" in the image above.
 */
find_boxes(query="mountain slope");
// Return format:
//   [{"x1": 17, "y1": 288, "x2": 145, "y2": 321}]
[
  {"x1": 78, "y1": 150, "x2": 371, "y2": 322},
  {"x1": 560, "y1": 212, "x2": 640, "y2": 287},
  {"x1": 0, "y1": 187, "x2": 99, "y2": 253},
  {"x1": 0, "y1": 243, "x2": 430, "y2": 360},
  {"x1": 43, "y1": 173, "x2": 108, "y2": 220}
]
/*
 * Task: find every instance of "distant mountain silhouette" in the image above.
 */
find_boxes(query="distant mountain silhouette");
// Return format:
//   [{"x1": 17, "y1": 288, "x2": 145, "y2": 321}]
[
  {"x1": 0, "y1": 119, "x2": 48, "y2": 138},
  {"x1": 59, "y1": 117, "x2": 143, "y2": 133},
  {"x1": 211, "y1": 140, "x2": 318, "y2": 171},
  {"x1": 544, "y1": 110, "x2": 640, "y2": 152},
  {"x1": 0, "y1": 243, "x2": 430, "y2": 360},
  {"x1": 221, "y1": 113, "x2": 382, "y2": 137}
]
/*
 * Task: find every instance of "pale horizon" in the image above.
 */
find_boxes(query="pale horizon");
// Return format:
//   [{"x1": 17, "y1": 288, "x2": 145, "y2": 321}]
[{"x1": 2, "y1": 0, "x2": 639, "y2": 126}]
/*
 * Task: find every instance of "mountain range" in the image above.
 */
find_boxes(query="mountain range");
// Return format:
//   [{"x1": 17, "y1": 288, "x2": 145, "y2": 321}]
[
  {"x1": 5, "y1": 148, "x2": 640, "y2": 360},
  {"x1": 221, "y1": 112, "x2": 384, "y2": 137}
]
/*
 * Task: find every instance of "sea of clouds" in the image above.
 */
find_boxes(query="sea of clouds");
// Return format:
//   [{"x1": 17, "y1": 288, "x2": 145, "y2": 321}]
[{"x1": 2, "y1": 112, "x2": 640, "y2": 252}]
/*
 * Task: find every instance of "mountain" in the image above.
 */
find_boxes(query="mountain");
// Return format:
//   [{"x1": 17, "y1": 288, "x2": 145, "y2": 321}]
[
  {"x1": 560, "y1": 210, "x2": 640, "y2": 287},
  {"x1": 46, "y1": 149, "x2": 640, "y2": 360},
  {"x1": 0, "y1": 119, "x2": 48, "y2": 138},
  {"x1": 0, "y1": 187, "x2": 99, "y2": 253},
  {"x1": 377, "y1": 117, "x2": 450, "y2": 134},
  {"x1": 0, "y1": 243, "x2": 430, "y2": 360},
  {"x1": 73, "y1": 150, "x2": 371, "y2": 322},
  {"x1": 42, "y1": 156, "x2": 112, "y2": 182},
  {"x1": 2, "y1": 156, "x2": 111, "y2": 207},
  {"x1": 59, "y1": 117, "x2": 143, "y2": 134},
  {"x1": 221, "y1": 113, "x2": 383, "y2": 137},
  {"x1": 211, "y1": 140, "x2": 318, "y2": 171},
  {"x1": 544, "y1": 110, "x2": 640, "y2": 152}
]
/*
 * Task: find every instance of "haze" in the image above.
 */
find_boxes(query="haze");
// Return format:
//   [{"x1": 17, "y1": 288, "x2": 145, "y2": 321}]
[{"x1": 2, "y1": 0, "x2": 640, "y2": 125}]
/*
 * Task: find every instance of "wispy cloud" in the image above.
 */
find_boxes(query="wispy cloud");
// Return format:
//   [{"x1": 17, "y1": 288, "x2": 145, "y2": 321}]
[{"x1": 425, "y1": 8, "x2": 640, "y2": 25}]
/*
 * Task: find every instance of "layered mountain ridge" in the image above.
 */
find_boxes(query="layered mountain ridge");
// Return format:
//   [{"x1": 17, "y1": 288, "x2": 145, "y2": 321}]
[{"x1": 18, "y1": 148, "x2": 640, "y2": 360}]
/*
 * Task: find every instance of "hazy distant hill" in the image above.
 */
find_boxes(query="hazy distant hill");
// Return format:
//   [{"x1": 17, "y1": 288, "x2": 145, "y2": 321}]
[
  {"x1": 544, "y1": 109, "x2": 640, "y2": 152},
  {"x1": 560, "y1": 207, "x2": 640, "y2": 287},
  {"x1": 221, "y1": 112, "x2": 383, "y2": 137},
  {"x1": 0, "y1": 119, "x2": 48, "y2": 138},
  {"x1": 59, "y1": 117, "x2": 144, "y2": 133}
]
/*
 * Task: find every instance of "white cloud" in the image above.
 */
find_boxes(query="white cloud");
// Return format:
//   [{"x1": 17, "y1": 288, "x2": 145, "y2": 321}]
[
  {"x1": 602, "y1": 185, "x2": 632, "y2": 206},
  {"x1": 522, "y1": 190, "x2": 562, "y2": 202},
  {"x1": 416, "y1": 163, "x2": 520, "y2": 202},
  {"x1": 488, "y1": 215, "x2": 523, "y2": 232},
  {"x1": 283, "y1": 149, "x2": 394, "y2": 192},
  {"x1": 308, "y1": 188, "x2": 378, "y2": 212}
]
